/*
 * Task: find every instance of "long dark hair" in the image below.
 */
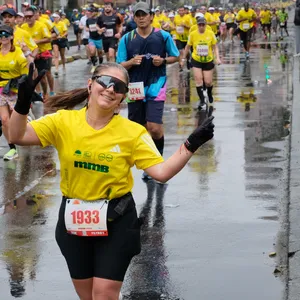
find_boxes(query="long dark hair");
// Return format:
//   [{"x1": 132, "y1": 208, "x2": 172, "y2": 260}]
[{"x1": 45, "y1": 62, "x2": 129, "y2": 111}]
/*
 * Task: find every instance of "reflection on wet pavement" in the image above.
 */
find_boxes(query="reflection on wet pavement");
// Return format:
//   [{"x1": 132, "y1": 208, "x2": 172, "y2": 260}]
[{"x1": 0, "y1": 39, "x2": 293, "y2": 299}]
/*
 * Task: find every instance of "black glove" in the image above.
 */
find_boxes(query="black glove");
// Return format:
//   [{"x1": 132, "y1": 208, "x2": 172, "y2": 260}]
[
  {"x1": 184, "y1": 116, "x2": 215, "y2": 153},
  {"x1": 14, "y1": 63, "x2": 46, "y2": 115}
]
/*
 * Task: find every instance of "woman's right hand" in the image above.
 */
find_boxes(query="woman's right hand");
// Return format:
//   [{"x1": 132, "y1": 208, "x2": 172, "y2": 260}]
[{"x1": 14, "y1": 63, "x2": 46, "y2": 115}]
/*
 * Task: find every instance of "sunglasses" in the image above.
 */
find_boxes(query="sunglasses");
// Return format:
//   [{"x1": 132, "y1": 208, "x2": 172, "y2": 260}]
[
  {"x1": 0, "y1": 31, "x2": 12, "y2": 38},
  {"x1": 25, "y1": 15, "x2": 34, "y2": 19},
  {"x1": 92, "y1": 75, "x2": 128, "y2": 94}
]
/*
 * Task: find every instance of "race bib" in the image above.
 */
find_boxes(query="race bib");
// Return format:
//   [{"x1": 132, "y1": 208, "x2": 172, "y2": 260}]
[
  {"x1": 89, "y1": 24, "x2": 97, "y2": 32},
  {"x1": 243, "y1": 23, "x2": 250, "y2": 30},
  {"x1": 104, "y1": 28, "x2": 114, "y2": 37},
  {"x1": 176, "y1": 26, "x2": 184, "y2": 34},
  {"x1": 227, "y1": 18, "x2": 232, "y2": 23},
  {"x1": 128, "y1": 82, "x2": 145, "y2": 100},
  {"x1": 280, "y1": 22, "x2": 285, "y2": 26},
  {"x1": 197, "y1": 44, "x2": 209, "y2": 56},
  {"x1": 74, "y1": 20, "x2": 80, "y2": 25},
  {"x1": 64, "y1": 199, "x2": 109, "y2": 236},
  {"x1": 221, "y1": 22, "x2": 226, "y2": 26}
]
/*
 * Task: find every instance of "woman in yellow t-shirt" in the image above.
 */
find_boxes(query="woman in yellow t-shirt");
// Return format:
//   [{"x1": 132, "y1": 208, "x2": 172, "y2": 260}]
[
  {"x1": 224, "y1": 10, "x2": 236, "y2": 42},
  {"x1": 9, "y1": 62, "x2": 214, "y2": 299},
  {"x1": 0, "y1": 25, "x2": 28, "y2": 161},
  {"x1": 181, "y1": 17, "x2": 221, "y2": 108},
  {"x1": 52, "y1": 13, "x2": 68, "y2": 77}
]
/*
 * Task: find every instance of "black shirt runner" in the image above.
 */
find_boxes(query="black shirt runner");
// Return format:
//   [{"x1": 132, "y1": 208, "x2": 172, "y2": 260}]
[
  {"x1": 97, "y1": 14, "x2": 121, "y2": 39},
  {"x1": 86, "y1": 17, "x2": 102, "y2": 40}
]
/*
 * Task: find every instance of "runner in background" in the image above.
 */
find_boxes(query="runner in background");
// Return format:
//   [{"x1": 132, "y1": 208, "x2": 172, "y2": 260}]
[
  {"x1": 79, "y1": 10, "x2": 91, "y2": 64},
  {"x1": 278, "y1": 7, "x2": 289, "y2": 39},
  {"x1": 71, "y1": 8, "x2": 82, "y2": 50}
]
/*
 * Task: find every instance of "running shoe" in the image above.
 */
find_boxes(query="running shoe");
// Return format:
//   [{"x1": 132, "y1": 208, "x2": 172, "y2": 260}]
[
  {"x1": 54, "y1": 71, "x2": 59, "y2": 78},
  {"x1": 208, "y1": 96, "x2": 214, "y2": 103},
  {"x1": 49, "y1": 91, "x2": 55, "y2": 96},
  {"x1": 3, "y1": 148, "x2": 18, "y2": 161},
  {"x1": 91, "y1": 66, "x2": 96, "y2": 74},
  {"x1": 245, "y1": 52, "x2": 250, "y2": 59}
]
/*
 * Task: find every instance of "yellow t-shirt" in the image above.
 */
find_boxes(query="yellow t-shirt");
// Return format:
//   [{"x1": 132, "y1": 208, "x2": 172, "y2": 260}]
[
  {"x1": 30, "y1": 108, "x2": 164, "y2": 201},
  {"x1": 236, "y1": 9, "x2": 257, "y2": 31},
  {"x1": 41, "y1": 14, "x2": 50, "y2": 20},
  {"x1": 188, "y1": 29, "x2": 217, "y2": 63},
  {"x1": 191, "y1": 16, "x2": 197, "y2": 25},
  {"x1": 53, "y1": 21, "x2": 68, "y2": 37},
  {"x1": 21, "y1": 21, "x2": 52, "y2": 52},
  {"x1": 152, "y1": 18, "x2": 161, "y2": 29},
  {"x1": 260, "y1": 10, "x2": 272, "y2": 24},
  {"x1": 189, "y1": 24, "x2": 213, "y2": 34},
  {"x1": 174, "y1": 14, "x2": 192, "y2": 42},
  {"x1": 14, "y1": 27, "x2": 38, "y2": 52},
  {"x1": 38, "y1": 17, "x2": 54, "y2": 31},
  {"x1": 62, "y1": 18, "x2": 71, "y2": 27},
  {"x1": 205, "y1": 12, "x2": 218, "y2": 34},
  {"x1": 224, "y1": 13, "x2": 235, "y2": 23},
  {"x1": 0, "y1": 47, "x2": 28, "y2": 90}
]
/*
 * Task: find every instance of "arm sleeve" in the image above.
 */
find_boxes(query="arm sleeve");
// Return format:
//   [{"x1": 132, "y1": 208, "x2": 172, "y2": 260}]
[
  {"x1": 162, "y1": 31, "x2": 180, "y2": 57},
  {"x1": 30, "y1": 111, "x2": 62, "y2": 148},
  {"x1": 116, "y1": 35, "x2": 128, "y2": 63},
  {"x1": 133, "y1": 129, "x2": 164, "y2": 170}
]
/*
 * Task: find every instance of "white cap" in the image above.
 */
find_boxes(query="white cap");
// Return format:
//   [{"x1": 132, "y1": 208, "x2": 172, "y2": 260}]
[
  {"x1": 208, "y1": 7, "x2": 215, "y2": 10},
  {"x1": 195, "y1": 12, "x2": 204, "y2": 18},
  {"x1": 22, "y1": 2, "x2": 29, "y2": 6},
  {"x1": 219, "y1": 7, "x2": 223, "y2": 10},
  {"x1": 169, "y1": 12, "x2": 175, "y2": 17},
  {"x1": 52, "y1": 13, "x2": 60, "y2": 18},
  {"x1": 17, "y1": 12, "x2": 24, "y2": 17}
]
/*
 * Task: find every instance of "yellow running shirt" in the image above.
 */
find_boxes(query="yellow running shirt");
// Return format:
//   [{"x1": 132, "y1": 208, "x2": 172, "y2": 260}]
[
  {"x1": 14, "y1": 27, "x2": 38, "y2": 52},
  {"x1": 0, "y1": 47, "x2": 28, "y2": 91},
  {"x1": 53, "y1": 21, "x2": 68, "y2": 37},
  {"x1": 236, "y1": 9, "x2": 257, "y2": 31},
  {"x1": 21, "y1": 21, "x2": 52, "y2": 52},
  {"x1": 174, "y1": 14, "x2": 192, "y2": 42},
  {"x1": 62, "y1": 18, "x2": 71, "y2": 27},
  {"x1": 224, "y1": 13, "x2": 235, "y2": 23},
  {"x1": 30, "y1": 108, "x2": 164, "y2": 201},
  {"x1": 260, "y1": 10, "x2": 272, "y2": 24},
  {"x1": 188, "y1": 29, "x2": 217, "y2": 63}
]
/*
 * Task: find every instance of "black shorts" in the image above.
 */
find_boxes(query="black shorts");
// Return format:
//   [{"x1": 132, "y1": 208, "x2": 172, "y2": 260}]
[
  {"x1": 262, "y1": 23, "x2": 271, "y2": 31},
  {"x1": 103, "y1": 38, "x2": 118, "y2": 53},
  {"x1": 176, "y1": 40, "x2": 187, "y2": 50},
  {"x1": 191, "y1": 58, "x2": 214, "y2": 71},
  {"x1": 55, "y1": 194, "x2": 142, "y2": 281},
  {"x1": 279, "y1": 22, "x2": 287, "y2": 28},
  {"x1": 82, "y1": 38, "x2": 89, "y2": 45},
  {"x1": 239, "y1": 28, "x2": 252, "y2": 43},
  {"x1": 128, "y1": 100, "x2": 164, "y2": 125},
  {"x1": 34, "y1": 57, "x2": 52, "y2": 74},
  {"x1": 52, "y1": 38, "x2": 68, "y2": 49},
  {"x1": 226, "y1": 23, "x2": 235, "y2": 30}
]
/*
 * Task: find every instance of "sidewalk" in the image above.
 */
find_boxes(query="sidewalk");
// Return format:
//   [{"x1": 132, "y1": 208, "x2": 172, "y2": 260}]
[{"x1": 287, "y1": 56, "x2": 300, "y2": 300}]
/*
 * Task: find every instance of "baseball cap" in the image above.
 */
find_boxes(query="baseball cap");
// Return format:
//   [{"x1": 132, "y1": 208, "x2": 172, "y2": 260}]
[
  {"x1": 208, "y1": 7, "x2": 215, "y2": 11},
  {"x1": 0, "y1": 25, "x2": 14, "y2": 35},
  {"x1": 22, "y1": 2, "x2": 30, "y2": 7},
  {"x1": 73, "y1": 8, "x2": 78, "y2": 12},
  {"x1": 169, "y1": 12, "x2": 175, "y2": 17},
  {"x1": 197, "y1": 17, "x2": 206, "y2": 24},
  {"x1": 52, "y1": 13, "x2": 60, "y2": 18},
  {"x1": 155, "y1": 6, "x2": 160, "y2": 11},
  {"x1": 87, "y1": 6, "x2": 97, "y2": 12},
  {"x1": 17, "y1": 12, "x2": 24, "y2": 17},
  {"x1": 133, "y1": 2, "x2": 150, "y2": 15},
  {"x1": 195, "y1": 13, "x2": 204, "y2": 18},
  {"x1": 1, "y1": 8, "x2": 17, "y2": 17}
]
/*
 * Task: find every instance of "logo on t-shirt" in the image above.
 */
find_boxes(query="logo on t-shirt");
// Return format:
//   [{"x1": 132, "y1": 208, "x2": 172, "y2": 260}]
[{"x1": 74, "y1": 161, "x2": 109, "y2": 173}]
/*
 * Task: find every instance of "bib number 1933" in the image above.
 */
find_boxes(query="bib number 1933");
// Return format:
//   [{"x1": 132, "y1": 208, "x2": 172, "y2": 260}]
[{"x1": 65, "y1": 199, "x2": 109, "y2": 236}]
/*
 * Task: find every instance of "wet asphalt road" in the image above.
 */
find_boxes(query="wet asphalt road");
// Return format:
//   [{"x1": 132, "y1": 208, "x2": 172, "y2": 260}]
[{"x1": 0, "y1": 31, "x2": 294, "y2": 299}]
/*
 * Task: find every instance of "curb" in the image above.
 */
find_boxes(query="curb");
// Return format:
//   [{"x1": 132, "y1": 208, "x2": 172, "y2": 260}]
[
  {"x1": 53, "y1": 53, "x2": 87, "y2": 66},
  {"x1": 287, "y1": 57, "x2": 300, "y2": 299}
]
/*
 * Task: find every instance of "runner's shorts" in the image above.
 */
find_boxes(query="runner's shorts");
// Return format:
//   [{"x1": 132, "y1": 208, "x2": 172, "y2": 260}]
[
  {"x1": 34, "y1": 57, "x2": 52, "y2": 74},
  {"x1": 280, "y1": 22, "x2": 287, "y2": 28},
  {"x1": 89, "y1": 38, "x2": 103, "y2": 50},
  {"x1": 226, "y1": 23, "x2": 235, "y2": 30},
  {"x1": 176, "y1": 40, "x2": 187, "y2": 50},
  {"x1": 56, "y1": 194, "x2": 142, "y2": 281},
  {"x1": 52, "y1": 38, "x2": 68, "y2": 49},
  {"x1": 103, "y1": 38, "x2": 118, "y2": 53},
  {"x1": 191, "y1": 58, "x2": 215, "y2": 71},
  {"x1": 128, "y1": 100, "x2": 164, "y2": 125},
  {"x1": 0, "y1": 87, "x2": 17, "y2": 110}
]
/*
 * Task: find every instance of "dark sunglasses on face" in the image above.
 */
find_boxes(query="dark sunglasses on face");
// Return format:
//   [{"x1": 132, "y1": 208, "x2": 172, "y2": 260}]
[
  {"x1": 25, "y1": 15, "x2": 34, "y2": 19},
  {"x1": 0, "y1": 31, "x2": 12, "y2": 38},
  {"x1": 92, "y1": 75, "x2": 128, "y2": 94}
]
